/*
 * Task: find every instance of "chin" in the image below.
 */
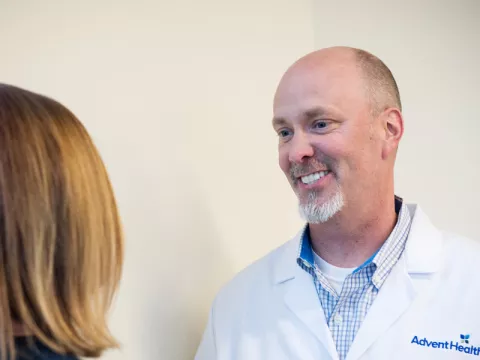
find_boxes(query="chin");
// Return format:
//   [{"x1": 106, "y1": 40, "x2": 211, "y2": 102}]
[{"x1": 298, "y1": 189, "x2": 345, "y2": 224}]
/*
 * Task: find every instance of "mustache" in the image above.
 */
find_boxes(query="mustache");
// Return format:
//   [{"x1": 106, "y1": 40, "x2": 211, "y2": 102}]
[{"x1": 289, "y1": 156, "x2": 336, "y2": 181}]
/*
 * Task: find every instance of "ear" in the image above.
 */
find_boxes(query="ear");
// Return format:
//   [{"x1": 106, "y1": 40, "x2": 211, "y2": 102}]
[{"x1": 380, "y1": 108, "x2": 404, "y2": 159}]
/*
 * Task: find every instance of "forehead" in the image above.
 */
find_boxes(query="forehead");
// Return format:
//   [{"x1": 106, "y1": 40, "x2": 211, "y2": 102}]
[{"x1": 273, "y1": 59, "x2": 367, "y2": 122}]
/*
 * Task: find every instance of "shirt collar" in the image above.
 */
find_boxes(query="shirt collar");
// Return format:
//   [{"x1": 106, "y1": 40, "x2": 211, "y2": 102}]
[
  {"x1": 370, "y1": 197, "x2": 412, "y2": 288},
  {"x1": 297, "y1": 195, "x2": 412, "y2": 288}
]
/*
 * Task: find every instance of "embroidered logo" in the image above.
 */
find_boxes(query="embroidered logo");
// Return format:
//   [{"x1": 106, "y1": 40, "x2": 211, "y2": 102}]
[{"x1": 411, "y1": 334, "x2": 479, "y2": 356}]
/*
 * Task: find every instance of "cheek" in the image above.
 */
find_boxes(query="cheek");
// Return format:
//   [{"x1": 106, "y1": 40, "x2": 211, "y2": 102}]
[
  {"x1": 343, "y1": 143, "x2": 378, "y2": 176},
  {"x1": 312, "y1": 138, "x2": 349, "y2": 168},
  {"x1": 325, "y1": 129, "x2": 374, "y2": 167},
  {"x1": 278, "y1": 147, "x2": 290, "y2": 176}
]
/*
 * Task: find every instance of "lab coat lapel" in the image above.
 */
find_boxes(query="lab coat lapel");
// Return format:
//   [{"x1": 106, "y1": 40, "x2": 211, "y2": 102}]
[
  {"x1": 345, "y1": 255, "x2": 416, "y2": 360},
  {"x1": 283, "y1": 266, "x2": 339, "y2": 360},
  {"x1": 274, "y1": 232, "x2": 338, "y2": 359},
  {"x1": 346, "y1": 204, "x2": 443, "y2": 360}
]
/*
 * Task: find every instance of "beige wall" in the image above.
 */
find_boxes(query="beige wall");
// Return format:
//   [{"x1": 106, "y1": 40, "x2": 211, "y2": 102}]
[
  {"x1": 0, "y1": 0, "x2": 478, "y2": 359},
  {"x1": 0, "y1": 0, "x2": 314, "y2": 359}
]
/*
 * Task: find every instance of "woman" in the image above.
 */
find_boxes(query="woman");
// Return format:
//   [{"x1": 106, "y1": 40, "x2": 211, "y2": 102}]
[{"x1": 0, "y1": 84, "x2": 124, "y2": 359}]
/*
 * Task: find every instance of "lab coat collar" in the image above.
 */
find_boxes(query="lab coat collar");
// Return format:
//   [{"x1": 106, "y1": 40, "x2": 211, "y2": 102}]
[
  {"x1": 403, "y1": 203, "x2": 443, "y2": 274},
  {"x1": 273, "y1": 203, "x2": 443, "y2": 285}
]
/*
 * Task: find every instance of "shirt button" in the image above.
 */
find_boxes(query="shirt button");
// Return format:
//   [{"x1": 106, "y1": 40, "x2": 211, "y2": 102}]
[{"x1": 333, "y1": 314, "x2": 343, "y2": 326}]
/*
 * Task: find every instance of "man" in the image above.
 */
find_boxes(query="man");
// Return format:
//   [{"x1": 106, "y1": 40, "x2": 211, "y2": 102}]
[{"x1": 195, "y1": 47, "x2": 480, "y2": 360}]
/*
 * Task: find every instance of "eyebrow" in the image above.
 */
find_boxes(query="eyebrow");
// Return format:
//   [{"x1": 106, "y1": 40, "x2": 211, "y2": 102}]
[
  {"x1": 304, "y1": 106, "x2": 330, "y2": 119},
  {"x1": 272, "y1": 106, "x2": 332, "y2": 127}
]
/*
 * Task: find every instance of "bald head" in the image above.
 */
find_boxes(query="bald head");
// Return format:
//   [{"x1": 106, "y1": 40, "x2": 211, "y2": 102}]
[
  {"x1": 276, "y1": 47, "x2": 401, "y2": 117},
  {"x1": 353, "y1": 48, "x2": 402, "y2": 115}
]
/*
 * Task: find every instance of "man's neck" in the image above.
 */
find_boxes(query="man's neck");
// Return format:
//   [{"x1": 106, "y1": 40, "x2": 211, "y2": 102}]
[{"x1": 309, "y1": 198, "x2": 397, "y2": 268}]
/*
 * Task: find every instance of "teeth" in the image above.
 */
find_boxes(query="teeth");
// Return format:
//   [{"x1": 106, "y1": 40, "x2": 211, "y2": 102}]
[{"x1": 301, "y1": 171, "x2": 329, "y2": 185}]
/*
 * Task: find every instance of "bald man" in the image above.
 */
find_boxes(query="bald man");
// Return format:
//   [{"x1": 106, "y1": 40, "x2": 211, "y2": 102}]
[{"x1": 195, "y1": 47, "x2": 480, "y2": 360}]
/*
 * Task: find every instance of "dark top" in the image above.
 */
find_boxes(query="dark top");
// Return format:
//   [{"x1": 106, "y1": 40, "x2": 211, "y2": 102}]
[{"x1": 9, "y1": 337, "x2": 78, "y2": 360}]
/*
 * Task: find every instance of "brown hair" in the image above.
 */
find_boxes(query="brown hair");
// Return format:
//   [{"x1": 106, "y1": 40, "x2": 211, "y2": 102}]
[{"x1": 0, "y1": 84, "x2": 124, "y2": 358}]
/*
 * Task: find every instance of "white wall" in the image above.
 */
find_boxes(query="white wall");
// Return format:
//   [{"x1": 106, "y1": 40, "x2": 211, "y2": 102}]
[
  {"x1": 0, "y1": 0, "x2": 314, "y2": 359},
  {"x1": 313, "y1": 0, "x2": 480, "y2": 240},
  {"x1": 1, "y1": 0, "x2": 479, "y2": 359}
]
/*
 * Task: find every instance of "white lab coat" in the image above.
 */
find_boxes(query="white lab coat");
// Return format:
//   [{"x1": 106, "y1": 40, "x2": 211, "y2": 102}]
[{"x1": 195, "y1": 204, "x2": 480, "y2": 360}]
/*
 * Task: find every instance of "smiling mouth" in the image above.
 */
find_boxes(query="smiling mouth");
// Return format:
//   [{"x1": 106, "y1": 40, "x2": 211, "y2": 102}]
[{"x1": 299, "y1": 171, "x2": 330, "y2": 185}]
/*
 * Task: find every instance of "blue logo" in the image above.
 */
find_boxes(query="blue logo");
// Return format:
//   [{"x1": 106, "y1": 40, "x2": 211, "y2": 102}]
[{"x1": 411, "y1": 334, "x2": 479, "y2": 356}]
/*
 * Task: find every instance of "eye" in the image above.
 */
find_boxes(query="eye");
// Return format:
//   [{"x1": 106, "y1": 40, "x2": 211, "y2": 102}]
[
  {"x1": 278, "y1": 128, "x2": 293, "y2": 139},
  {"x1": 313, "y1": 120, "x2": 329, "y2": 130}
]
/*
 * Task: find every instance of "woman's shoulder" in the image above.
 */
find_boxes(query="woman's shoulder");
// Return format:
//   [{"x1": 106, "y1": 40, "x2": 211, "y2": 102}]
[{"x1": 14, "y1": 337, "x2": 79, "y2": 360}]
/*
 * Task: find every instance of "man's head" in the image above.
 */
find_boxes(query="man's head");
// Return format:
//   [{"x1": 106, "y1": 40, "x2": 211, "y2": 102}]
[{"x1": 272, "y1": 47, "x2": 403, "y2": 224}]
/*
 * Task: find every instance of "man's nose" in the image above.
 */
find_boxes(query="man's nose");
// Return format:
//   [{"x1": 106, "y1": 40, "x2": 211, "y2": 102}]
[{"x1": 288, "y1": 133, "x2": 314, "y2": 163}]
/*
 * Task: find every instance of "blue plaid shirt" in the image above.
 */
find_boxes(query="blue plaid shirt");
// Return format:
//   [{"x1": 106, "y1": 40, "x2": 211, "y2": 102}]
[{"x1": 297, "y1": 197, "x2": 412, "y2": 360}]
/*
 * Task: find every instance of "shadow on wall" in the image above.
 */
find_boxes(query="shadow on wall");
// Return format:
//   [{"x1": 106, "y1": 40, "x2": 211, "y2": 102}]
[{"x1": 118, "y1": 153, "x2": 231, "y2": 360}]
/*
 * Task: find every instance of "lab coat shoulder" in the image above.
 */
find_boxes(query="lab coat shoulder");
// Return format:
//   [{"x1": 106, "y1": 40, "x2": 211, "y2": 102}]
[
  {"x1": 213, "y1": 235, "x2": 296, "y2": 319},
  {"x1": 195, "y1": 235, "x2": 299, "y2": 360},
  {"x1": 443, "y1": 230, "x2": 480, "y2": 258},
  {"x1": 440, "y1": 230, "x2": 480, "y2": 282},
  {"x1": 404, "y1": 204, "x2": 480, "y2": 276}
]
